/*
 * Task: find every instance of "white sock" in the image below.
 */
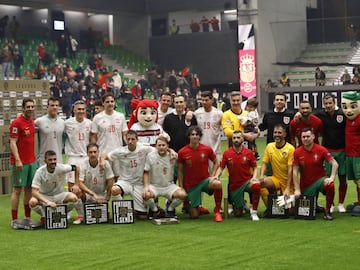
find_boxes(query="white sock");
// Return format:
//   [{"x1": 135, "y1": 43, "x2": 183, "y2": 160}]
[
  {"x1": 144, "y1": 198, "x2": 157, "y2": 212},
  {"x1": 168, "y1": 198, "x2": 182, "y2": 211}
]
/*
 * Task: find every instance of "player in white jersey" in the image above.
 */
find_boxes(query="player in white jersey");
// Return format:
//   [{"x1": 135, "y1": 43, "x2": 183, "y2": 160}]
[
  {"x1": 194, "y1": 91, "x2": 223, "y2": 158},
  {"x1": 142, "y1": 136, "x2": 187, "y2": 218},
  {"x1": 91, "y1": 93, "x2": 128, "y2": 177},
  {"x1": 157, "y1": 91, "x2": 174, "y2": 126},
  {"x1": 102, "y1": 130, "x2": 153, "y2": 220},
  {"x1": 35, "y1": 97, "x2": 65, "y2": 166},
  {"x1": 29, "y1": 150, "x2": 83, "y2": 225},
  {"x1": 78, "y1": 143, "x2": 114, "y2": 203},
  {"x1": 64, "y1": 100, "x2": 92, "y2": 183}
]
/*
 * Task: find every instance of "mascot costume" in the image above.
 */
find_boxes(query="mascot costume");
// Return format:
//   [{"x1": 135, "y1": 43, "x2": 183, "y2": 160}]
[
  {"x1": 130, "y1": 99, "x2": 169, "y2": 146},
  {"x1": 341, "y1": 91, "x2": 360, "y2": 215}
]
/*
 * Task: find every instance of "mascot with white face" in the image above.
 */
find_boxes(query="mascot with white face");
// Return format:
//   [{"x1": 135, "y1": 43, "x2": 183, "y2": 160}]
[
  {"x1": 130, "y1": 99, "x2": 169, "y2": 146},
  {"x1": 341, "y1": 91, "x2": 360, "y2": 215}
]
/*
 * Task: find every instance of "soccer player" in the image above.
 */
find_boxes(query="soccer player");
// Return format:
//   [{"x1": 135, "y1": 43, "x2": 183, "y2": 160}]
[
  {"x1": 259, "y1": 92, "x2": 294, "y2": 144},
  {"x1": 289, "y1": 128, "x2": 338, "y2": 220},
  {"x1": 214, "y1": 131, "x2": 261, "y2": 221},
  {"x1": 77, "y1": 143, "x2": 114, "y2": 203},
  {"x1": 177, "y1": 126, "x2": 223, "y2": 222},
  {"x1": 194, "y1": 90, "x2": 223, "y2": 160},
  {"x1": 315, "y1": 93, "x2": 347, "y2": 213},
  {"x1": 157, "y1": 91, "x2": 174, "y2": 127},
  {"x1": 29, "y1": 150, "x2": 83, "y2": 225},
  {"x1": 221, "y1": 91, "x2": 258, "y2": 148},
  {"x1": 259, "y1": 124, "x2": 295, "y2": 211},
  {"x1": 91, "y1": 93, "x2": 128, "y2": 177},
  {"x1": 9, "y1": 98, "x2": 37, "y2": 228},
  {"x1": 142, "y1": 136, "x2": 187, "y2": 218},
  {"x1": 290, "y1": 100, "x2": 323, "y2": 147},
  {"x1": 102, "y1": 130, "x2": 153, "y2": 220},
  {"x1": 64, "y1": 100, "x2": 92, "y2": 183},
  {"x1": 35, "y1": 96, "x2": 65, "y2": 166}
]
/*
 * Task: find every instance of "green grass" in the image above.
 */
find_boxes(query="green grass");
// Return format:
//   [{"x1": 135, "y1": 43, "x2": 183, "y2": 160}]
[{"x1": 1, "y1": 138, "x2": 360, "y2": 269}]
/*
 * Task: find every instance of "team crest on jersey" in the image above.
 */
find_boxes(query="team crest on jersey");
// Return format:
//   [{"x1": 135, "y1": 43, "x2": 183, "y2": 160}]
[
  {"x1": 138, "y1": 152, "x2": 143, "y2": 158},
  {"x1": 24, "y1": 128, "x2": 30, "y2": 137},
  {"x1": 336, "y1": 115, "x2": 344, "y2": 123},
  {"x1": 282, "y1": 152, "x2": 287, "y2": 158},
  {"x1": 200, "y1": 153, "x2": 205, "y2": 161},
  {"x1": 243, "y1": 156, "x2": 247, "y2": 162},
  {"x1": 313, "y1": 154, "x2": 318, "y2": 161},
  {"x1": 283, "y1": 116, "x2": 290, "y2": 125}
]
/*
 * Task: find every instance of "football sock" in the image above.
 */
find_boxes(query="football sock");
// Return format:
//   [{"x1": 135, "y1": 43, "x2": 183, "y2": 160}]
[
  {"x1": 260, "y1": 187, "x2": 269, "y2": 207},
  {"x1": 251, "y1": 182, "x2": 261, "y2": 211},
  {"x1": 144, "y1": 198, "x2": 157, "y2": 212},
  {"x1": 24, "y1": 204, "x2": 31, "y2": 219},
  {"x1": 75, "y1": 199, "x2": 84, "y2": 217},
  {"x1": 338, "y1": 182, "x2": 347, "y2": 204},
  {"x1": 168, "y1": 198, "x2": 182, "y2": 212},
  {"x1": 325, "y1": 182, "x2": 335, "y2": 212},
  {"x1": 11, "y1": 209, "x2": 18, "y2": 221},
  {"x1": 357, "y1": 187, "x2": 360, "y2": 205},
  {"x1": 214, "y1": 188, "x2": 222, "y2": 212},
  {"x1": 32, "y1": 205, "x2": 45, "y2": 217}
]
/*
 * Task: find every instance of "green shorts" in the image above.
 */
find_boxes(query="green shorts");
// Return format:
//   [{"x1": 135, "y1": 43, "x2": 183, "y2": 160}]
[
  {"x1": 187, "y1": 178, "x2": 213, "y2": 208},
  {"x1": 346, "y1": 156, "x2": 360, "y2": 180},
  {"x1": 230, "y1": 181, "x2": 250, "y2": 209},
  {"x1": 325, "y1": 151, "x2": 346, "y2": 176},
  {"x1": 11, "y1": 162, "x2": 37, "y2": 188},
  {"x1": 302, "y1": 177, "x2": 326, "y2": 197}
]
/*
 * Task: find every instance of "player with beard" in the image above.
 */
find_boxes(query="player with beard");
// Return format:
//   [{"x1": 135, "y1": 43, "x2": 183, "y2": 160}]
[
  {"x1": 214, "y1": 130, "x2": 260, "y2": 220},
  {"x1": 259, "y1": 124, "x2": 295, "y2": 212}
]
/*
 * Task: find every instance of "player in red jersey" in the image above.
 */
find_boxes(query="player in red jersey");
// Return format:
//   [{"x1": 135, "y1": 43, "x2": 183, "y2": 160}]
[
  {"x1": 177, "y1": 126, "x2": 223, "y2": 222},
  {"x1": 214, "y1": 131, "x2": 260, "y2": 221},
  {"x1": 9, "y1": 98, "x2": 37, "y2": 228},
  {"x1": 291, "y1": 128, "x2": 338, "y2": 220}
]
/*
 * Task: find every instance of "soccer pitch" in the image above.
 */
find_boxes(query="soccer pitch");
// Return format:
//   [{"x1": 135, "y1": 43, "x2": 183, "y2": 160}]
[{"x1": 1, "y1": 138, "x2": 359, "y2": 269}]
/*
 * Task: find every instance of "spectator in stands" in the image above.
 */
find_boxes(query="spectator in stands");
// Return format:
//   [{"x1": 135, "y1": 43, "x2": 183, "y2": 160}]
[
  {"x1": 88, "y1": 53, "x2": 97, "y2": 71},
  {"x1": 190, "y1": 19, "x2": 200, "y2": 33},
  {"x1": 109, "y1": 69, "x2": 122, "y2": 99},
  {"x1": 1, "y1": 44, "x2": 12, "y2": 80},
  {"x1": 122, "y1": 81, "x2": 133, "y2": 117},
  {"x1": 96, "y1": 54, "x2": 104, "y2": 70},
  {"x1": 57, "y1": 34, "x2": 67, "y2": 59},
  {"x1": 210, "y1": 16, "x2": 220, "y2": 31},
  {"x1": 348, "y1": 23, "x2": 358, "y2": 48},
  {"x1": 279, "y1": 72, "x2": 290, "y2": 87},
  {"x1": 167, "y1": 70, "x2": 178, "y2": 94},
  {"x1": 176, "y1": 71, "x2": 190, "y2": 91},
  {"x1": 169, "y1": 19, "x2": 180, "y2": 35},
  {"x1": 131, "y1": 83, "x2": 142, "y2": 100},
  {"x1": 190, "y1": 73, "x2": 201, "y2": 98},
  {"x1": 75, "y1": 62, "x2": 85, "y2": 82},
  {"x1": 36, "y1": 42, "x2": 46, "y2": 66},
  {"x1": 200, "y1": 16, "x2": 210, "y2": 32},
  {"x1": 315, "y1": 67, "x2": 326, "y2": 86},
  {"x1": 12, "y1": 44, "x2": 23, "y2": 79},
  {"x1": 341, "y1": 69, "x2": 351, "y2": 85},
  {"x1": 138, "y1": 74, "x2": 151, "y2": 98},
  {"x1": 69, "y1": 35, "x2": 78, "y2": 59}
]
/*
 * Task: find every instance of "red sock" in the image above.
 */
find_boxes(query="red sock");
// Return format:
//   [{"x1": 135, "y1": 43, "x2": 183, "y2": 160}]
[
  {"x1": 324, "y1": 182, "x2": 335, "y2": 212},
  {"x1": 250, "y1": 182, "x2": 261, "y2": 211},
  {"x1": 357, "y1": 187, "x2": 360, "y2": 205},
  {"x1": 11, "y1": 209, "x2": 18, "y2": 221},
  {"x1": 213, "y1": 188, "x2": 222, "y2": 212},
  {"x1": 338, "y1": 182, "x2": 347, "y2": 204},
  {"x1": 24, "y1": 204, "x2": 31, "y2": 219},
  {"x1": 183, "y1": 199, "x2": 188, "y2": 210},
  {"x1": 41, "y1": 217, "x2": 46, "y2": 225}
]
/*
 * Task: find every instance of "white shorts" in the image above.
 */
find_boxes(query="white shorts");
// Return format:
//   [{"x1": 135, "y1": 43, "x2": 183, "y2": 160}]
[
  {"x1": 150, "y1": 184, "x2": 180, "y2": 200},
  {"x1": 67, "y1": 156, "x2": 87, "y2": 183},
  {"x1": 114, "y1": 181, "x2": 146, "y2": 212},
  {"x1": 40, "y1": 192, "x2": 72, "y2": 204}
]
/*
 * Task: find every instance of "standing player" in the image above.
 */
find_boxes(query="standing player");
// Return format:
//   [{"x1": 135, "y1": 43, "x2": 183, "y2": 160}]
[
  {"x1": 194, "y1": 90, "x2": 223, "y2": 160},
  {"x1": 9, "y1": 98, "x2": 36, "y2": 228},
  {"x1": 64, "y1": 100, "x2": 92, "y2": 184},
  {"x1": 259, "y1": 124, "x2": 295, "y2": 211},
  {"x1": 77, "y1": 143, "x2": 114, "y2": 204},
  {"x1": 157, "y1": 91, "x2": 174, "y2": 126},
  {"x1": 289, "y1": 128, "x2": 338, "y2": 220},
  {"x1": 142, "y1": 136, "x2": 187, "y2": 218},
  {"x1": 29, "y1": 150, "x2": 83, "y2": 225},
  {"x1": 341, "y1": 91, "x2": 360, "y2": 209},
  {"x1": 35, "y1": 96, "x2": 65, "y2": 165},
  {"x1": 177, "y1": 126, "x2": 223, "y2": 222},
  {"x1": 290, "y1": 100, "x2": 323, "y2": 147},
  {"x1": 102, "y1": 130, "x2": 153, "y2": 220},
  {"x1": 214, "y1": 131, "x2": 261, "y2": 221},
  {"x1": 259, "y1": 92, "x2": 294, "y2": 144},
  {"x1": 91, "y1": 93, "x2": 128, "y2": 176},
  {"x1": 315, "y1": 93, "x2": 347, "y2": 213}
]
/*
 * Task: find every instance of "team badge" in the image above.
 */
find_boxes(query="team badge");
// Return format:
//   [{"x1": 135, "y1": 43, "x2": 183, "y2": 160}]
[
  {"x1": 282, "y1": 152, "x2": 287, "y2": 158},
  {"x1": 336, "y1": 115, "x2": 343, "y2": 123},
  {"x1": 314, "y1": 154, "x2": 318, "y2": 161},
  {"x1": 283, "y1": 116, "x2": 290, "y2": 125}
]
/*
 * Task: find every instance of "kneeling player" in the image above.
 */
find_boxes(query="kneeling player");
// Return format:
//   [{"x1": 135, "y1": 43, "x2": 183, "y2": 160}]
[
  {"x1": 29, "y1": 150, "x2": 83, "y2": 225},
  {"x1": 142, "y1": 136, "x2": 187, "y2": 218}
]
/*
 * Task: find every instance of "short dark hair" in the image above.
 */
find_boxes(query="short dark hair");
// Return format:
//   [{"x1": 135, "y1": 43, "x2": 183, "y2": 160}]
[
  {"x1": 187, "y1": 125, "x2": 202, "y2": 138},
  {"x1": 273, "y1": 124, "x2": 286, "y2": 132},
  {"x1": 94, "y1": 100, "x2": 103, "y2": 107},
  {"x1": 45, "y1": 150, "x2": 57, "y2": 159},
  {"x1": 101, "y1": 92, "x2": 115, "y2": 103},
  {"x1": 323, "y1": 93, "x2": 336, "y2": 102},
  {"x1": 156, "y1": 136, "x2": 169, "y2": 145},
  {"x1": 273, "y1": 92, "x2": 286, "y2": 100},
  {"x1": 47, "y1": 96, "x2": 60, "y2": 105},
  {"x1": 246, "y1": 97, "x2": 258, "y2": 108},
  {"x1": 201, "y1": 91, "x2": 213, "y2": 99},
  {"x1": 87, "y1": 143, "x2": 99, "y2": 152},
  {"x1": 301, "y1": 127, "x2": 314, "y2": 134},
  {"x1": 127, "y1": 129, "x2": 138, "y2": 139},
  {"x1": 22, "y1": 98, "x2": 34, "y2": 108}
]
